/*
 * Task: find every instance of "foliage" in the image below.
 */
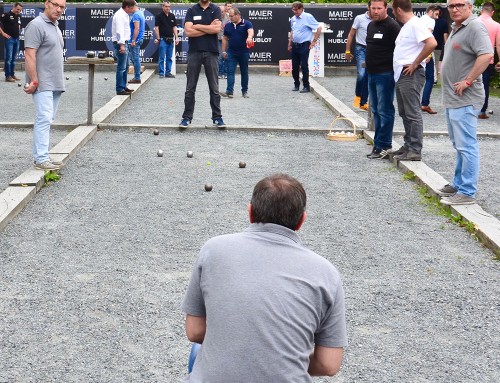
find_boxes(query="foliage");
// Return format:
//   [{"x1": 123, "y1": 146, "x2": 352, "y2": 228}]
[{"x1": 43, "y1": 170, "x2": 61, "y2": 184}]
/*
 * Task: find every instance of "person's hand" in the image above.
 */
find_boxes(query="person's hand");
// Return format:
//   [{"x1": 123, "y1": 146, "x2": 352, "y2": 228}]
[
  {"x1": 2, "y1": 32, "x2": 12, "y2": 39},
  {"x1": 403, "y1": 63, "x2": 418, "y2": 76},
  {"x1": 119, "y1": 45, "x2": 126, "y2": 54},
  {"x1": 222, "y1": 51, "x2": 227, "y2": 60},
  {"x1": 453, "y1": 80, "x2": 471, "y2": 96},
  {"x1": 175, "y1": 38, "x2": 180, "y2": 46},
  {"x1": 425, "y1": 56, "x2": 431, "y2": 64},
  {"x1": 130, "y1": 41, "x2": 136, "y2": 47},
  {"x1": 345, "y1": 52, "x2": 353, "y2": 61},
  {"x1": 24, "y1": 81, "x2": 37, "y2": 95},
  {"x1": 154, "y1": 38, "x2": 160, "y2": 45},
  {"x1": 287, "y1": 44, "x2": 292, "y2": 52},
  {"x1": 496, "y1": 62, "x2": 500, "y2": 72}
]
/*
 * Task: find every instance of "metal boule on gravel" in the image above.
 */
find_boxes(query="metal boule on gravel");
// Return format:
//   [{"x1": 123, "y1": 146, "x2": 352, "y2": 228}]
[
  {"x1": 79, "y1": 76, "x2": 82, "y2": 80},
  {"x1": 488, "y1": 110, "x2": 493, "y2": 115},
  {"x1": 18, "y1": 83, "x2": 22, "y2": 87},
  {"x1": 238, "y1": 161, "x2": 246, "y2": 168},
  {"x1": 66, "y1": 76, "x2": 69, "y2": 80},
  {"x1": 157, "y1": 149, "x2": 164, "y2": 157},
  {"x1": 204, "y1": 184, "x2": 213, "y2": 192},
  {"x1": 153, "y1": 129, "x2": 159, "y2": 135},
  {"x1": 104, "y1": 77, "x2": 108, "y2": 81},
  {"x1": 187, "y1": 151, "x2": 193, "y2": 158}
]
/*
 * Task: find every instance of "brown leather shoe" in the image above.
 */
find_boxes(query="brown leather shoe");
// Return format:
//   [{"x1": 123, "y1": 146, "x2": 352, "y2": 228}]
[
  {"x1": 478, "y1": 113, "x2": 489, "y2": 119},
  {"x1": 5, "y1": 76, "x2": 15, "y2": 82},
  {"x1": 12, "y1": 76, "x2": 21, "y2": 81},
  {"x1": 128, "y1": 78, "x2": 141, "y2": 84},
  {"x1": 421, "y1": 105, "x2": 437, "y2": 114}
]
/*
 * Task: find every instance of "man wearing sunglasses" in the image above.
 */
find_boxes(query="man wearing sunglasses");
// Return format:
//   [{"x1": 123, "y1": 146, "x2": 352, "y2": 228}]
[
  {"x1": 24, "y1": 0, "x2": 66, "y2": 170},
  {"x1": 438, "y1": 0, "x2": 493, "y2": 206}
]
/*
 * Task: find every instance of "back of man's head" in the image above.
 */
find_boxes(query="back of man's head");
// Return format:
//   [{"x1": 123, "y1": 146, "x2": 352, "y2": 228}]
[
  {"x1": 481, "y1": 2, "x2": 495, "y2": 14},
  {"x1": 122, "y1": 0, "x2": 136, "y2": 10},
  {"x1": 250, "y1": 174, "x2": 306, "y2": 231},
  {"x1": 393, "y1": 0, "x2": 413, "y2": 13}
]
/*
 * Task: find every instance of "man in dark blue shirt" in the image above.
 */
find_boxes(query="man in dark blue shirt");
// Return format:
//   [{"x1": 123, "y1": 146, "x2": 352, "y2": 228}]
[
  {"x1": 180, "y1": 0, "x2": 226, "y2": 128},
  {"x1": 221, "y1": 7, "x2": 254, "y2": 98}
]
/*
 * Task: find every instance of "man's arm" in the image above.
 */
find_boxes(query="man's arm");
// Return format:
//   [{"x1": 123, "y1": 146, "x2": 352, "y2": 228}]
[
  {"x1": 221, "y1": 35, "x2": 228, "y2": 59},
  {"x1": 24, "y1": 47, "x2": 38, "y2": 94},
  {"x1": 403, "y1": 36, "x2": 437, "y2": 76},
  {"x1": 184, "y1": 20, "x2": 221, "y2": 38},
  {"x1": 308, "y1": 345, "x2": 344, "y2": 377},
  {"x1": 455, "y1": 53, "x2": 494, "y2": 96},
  {"x1": 345, "y1": 27, "x2": 357, "y2": 61},
  {"x1": 246, "y1": 27, "x2": 254, "y2": 46},
  {"x1": 173, "y1": 24, "x2": 179, "y2": 45},
  {"x1": 288, "y1": 30, "x2": 293, "y2": 52},
  {"x1": 185, "y1": 314, "x2": 206, "y2": 344},
  {"x1": 131, "y1": 20, "x2": 140, "y2": 47},
  {"x1": 310, "y1": 24, "x2": 322, "y2": 49}
]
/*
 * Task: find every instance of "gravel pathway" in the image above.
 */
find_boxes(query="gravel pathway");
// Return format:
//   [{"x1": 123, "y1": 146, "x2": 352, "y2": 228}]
[{"x1": 1, "y1": 69, "x2": 499, "y2": 382}]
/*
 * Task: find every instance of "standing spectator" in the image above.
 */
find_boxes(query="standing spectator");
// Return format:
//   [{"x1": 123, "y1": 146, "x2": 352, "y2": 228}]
[
  {"x1": 217, "y1": 5, "x2": 229, "y2": 79},
  {"x1": 420, "y1": 4, "x2": 440, "y2": 115},
  {"x1": 179, "y1": 0, "x2": 225, "y2": 129},
  {"x1": 365, "y1": 0, "x2": 401, "y2": 159},
  {"x1": 392, "y1": 0, "x2": 437, "y2": 161},
  {"x1": 432, "y1": 7, "x2": 449, "y2": 82},
  {"x1": 112, "y1": 0, "x2": 136, "y2": 96},
  {"x1": 128, "y1": 3, "x2": 145, "y2": 84},
  {"x1": 288, "y1": 1, "x2": 322, "y2": 93},
  {"x1": 182, "y1": 173, "x2": 347, "y2": 382},
  {"x1": 220, "y1": 7, "x2": 254, "y2": 98},
  {"x1": 0, "y1": 2, "x2": 23, "y2": 82},
  {"x1": 477, "y1": 2, "x2": 500, "y2": 119},
  {"x1": 24, "y1": 0, "x2": 65, "y2": 170},
  {"x1": 154, "y1": 1, "x2": 178, "y2": 79},
  {"x1": 439, "y1": 0, "x2": 493, "y2": 206},
  {"x1": 345, "y1": 6, "x2": 371, "y2": 110}
]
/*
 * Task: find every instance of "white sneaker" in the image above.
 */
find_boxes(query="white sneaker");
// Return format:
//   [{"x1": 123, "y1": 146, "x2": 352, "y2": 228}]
[{"x1": 34, "y1": 161, "x2": 61, "y2": 170}]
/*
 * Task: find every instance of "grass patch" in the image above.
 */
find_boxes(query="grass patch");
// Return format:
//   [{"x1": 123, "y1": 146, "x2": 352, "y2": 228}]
[
  {"x1": 402, "y1": 171, "x2": 416, "y2": 181},
  {"x1": 44, "y1": 170, "x2": 61, "y2": 184}
]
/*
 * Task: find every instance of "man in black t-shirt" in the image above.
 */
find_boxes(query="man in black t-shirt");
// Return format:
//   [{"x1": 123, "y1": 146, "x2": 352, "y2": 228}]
[
  {"x1": 0, "y1": 2, "x2": 23, "y2": 82},
  {"x1": 365, "y1": 0, "x2": 400, "y2": 159},
  {"x1": 179, "y1": 0, "x2": 225, "y2": 129},
  {"x1": 154, "y1": 1, "x2": 178, "y2": 78}
]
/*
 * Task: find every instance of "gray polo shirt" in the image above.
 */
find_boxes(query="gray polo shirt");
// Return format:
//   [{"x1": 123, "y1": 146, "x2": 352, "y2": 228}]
[
  {"x1": 24, "y1": 13, "x2": 65, "y2": 92},
  {"x1": 182, "y1": 223, "x2": 347, "y2": 383},
  {"x1": 441, "y1": 15, "x2": 492, "y2": 109}
]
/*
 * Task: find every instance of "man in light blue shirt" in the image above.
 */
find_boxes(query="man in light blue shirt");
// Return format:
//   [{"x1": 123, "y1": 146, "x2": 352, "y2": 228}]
[{"x1": 288, "y1": 1, "x2": 321, "y2": 93}]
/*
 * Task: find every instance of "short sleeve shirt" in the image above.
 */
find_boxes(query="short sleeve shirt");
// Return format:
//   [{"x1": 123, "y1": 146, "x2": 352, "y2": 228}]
[
  {"x1": 366, "y1": 16, "x2": 401, "y2": 74},
  {"x1": 155, "y1": 11, "x2": 177, "y2": 38},
  {"x1": 290, "y1": 11, "x2": 320, "y2": 43},
  {"x1": 223, "y1": 18, "x2": 253, "y2": 54},
  {"x1": 130, "y1": 10, "x2": 145, "y2": 42},
  {"x1": 441, "y1": 15, "x2": 493, "y2": 109},
  {"x1": 352, "y1": 12, "x2": 371, "y2": 46},
  {"x1": 24, "y1": 13, "x2": 65, "y2": 92},
  {"x1": 184, "y1": 2, "x2": 221, "y2": 54},
  {"x1": 1, "y1": 10, "x2": 21, "y2": 38}
]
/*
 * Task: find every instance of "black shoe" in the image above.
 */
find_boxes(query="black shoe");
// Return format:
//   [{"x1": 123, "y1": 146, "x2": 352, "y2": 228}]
[
  {"x1": 165, "y1": 73, "x2": 175, "y2": 78},
  {"x1": 292, "y1": 86, "x2": 299, "y2": 91},
  {"x1": 390, "y1": 146, "x2": 407, "y2": 156},
  {"x1": 117, "y1": 90, "x2": 131, "y2": 95},
  {"x1": 299, "y1": 88, "x2": 310, "y2": 93},
  {"x1": 367, "y1": 148, "x2": 391, "y2": 159}
]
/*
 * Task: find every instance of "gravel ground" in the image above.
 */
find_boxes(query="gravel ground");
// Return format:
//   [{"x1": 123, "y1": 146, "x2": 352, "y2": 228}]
[
  {"x1": 315, "y1": 76, "x2": 500, "y2": 134},
  {"x1": 1, "y1": 69, "x2": 499, "y2": 382}
]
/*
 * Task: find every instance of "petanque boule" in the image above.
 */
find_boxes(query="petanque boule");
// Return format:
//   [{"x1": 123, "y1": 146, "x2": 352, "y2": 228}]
[
  {"x1": 488, "y1": 110, "x2": 493, "y2": 115},
  {"x1": 204, "y1": 184, "x2": 213, "y2": 192},
  {"x1": 157, "y1": 149, "x2": 164, "y2": 157},
  {"x1": 104, "y1": 77, "x2": 108, "y2": 81},
  {"x1": 79, "y1": 76, "x2": 82, "y2": 80},
  {"x1": 153, "y1": 129, "x2": 159, "y2": 135},
  {"x1": 66, "y1": 76, "x2": 69, "y2": 80},
  {"x1": 18, "y1": 83, "x2": 22, "y2": 87},
  {"x1": 238, "y1": 161, "x2": 246, "y2": 168},
  {"x1": 187, "y1": 151, "x2": 193, "y2": 158}
]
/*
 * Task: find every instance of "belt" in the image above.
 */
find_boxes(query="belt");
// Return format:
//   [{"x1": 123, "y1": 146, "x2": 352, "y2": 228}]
[
  {"x1": 293, "y1": 41, "x2": 310, "y2": 46},
  {"x1": 356, "y1": 43, "x2": 366, "y2": 47}
]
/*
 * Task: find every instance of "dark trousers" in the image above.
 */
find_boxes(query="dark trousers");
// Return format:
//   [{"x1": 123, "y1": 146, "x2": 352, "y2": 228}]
[
  {"x1": 182, "y1": 51, "x2": 222, "y2": 121},
  {"x1": 481, "y1": 64, "x2": 494, "y2": 113},
  {"x1": 291, "y1": 42, "x2": 310, "y2": 89}
]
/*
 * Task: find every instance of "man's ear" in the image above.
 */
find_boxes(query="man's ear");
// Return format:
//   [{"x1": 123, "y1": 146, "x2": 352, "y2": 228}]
[
  {"x1": 294, "y1": 211, "x2": 307, "y2": 231},
  {"x1": 248, "y1": 203, "x2": 254, "y2": 223}
]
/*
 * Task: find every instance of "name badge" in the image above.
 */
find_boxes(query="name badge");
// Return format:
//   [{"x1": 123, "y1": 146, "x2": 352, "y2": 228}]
[
  {"x1": 194, "y1": 15, "x2": 202, "y2": 21},
  {"x1": 374, "y1": 33, "x2": 383, "y2": 39}
]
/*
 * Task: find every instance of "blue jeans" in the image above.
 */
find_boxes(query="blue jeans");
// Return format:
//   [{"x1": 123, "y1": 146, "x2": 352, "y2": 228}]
[
  {"x1": 481, "y1": 64, "x2": 494, "y2": 113},
  {"x1": 225, "y1": 51, "x2": 249, "y2": 94},
  {"x1": 354, "y1": 44, "x2": 368, "y2": 106},
  {"x1": 421, "y1": 58, "x2": 434, "y2": 107},
  {"x1": 129, "y1": 40, "x2": 143, "y2": 80},
  {"x1": 158, "y1": 39, "x2": 174, "y2": 77},
  {"x1": 445, "y1": 106, "x2": 480, "y2": 198},
  {"x1": 182, "y1": 51, "x2": 221, "y2": 121},
  {"x1": 291, "y1": 42, "x2": 310, "y2": 89},
  {"x1": 368, "y1": 71, "x2": 395, "y2": 150},
  {"x1": 218, "y1": 40, "x2": 226, "y2": 77},
  {"x1": 188, "y1": 343, "x2": 201, "y2": 373},
  {"x1": 32, "y1": 90, "x2": 62, "y2": 164},
  {"x1": 4, "y1": 37, "x2": 20, "y2": 78},
  {"x1": 114, "y1": 42, "x2": 129, "y2": 93}
]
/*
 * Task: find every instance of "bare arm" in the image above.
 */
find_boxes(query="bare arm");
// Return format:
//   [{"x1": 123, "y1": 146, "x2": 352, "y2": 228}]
[
  {"x1": 131, "y1": 21, "x2": 140, "y2": 47},
  {"x1": 288, "y1": 31, "x2": 293, "y2": 52},
  {"x1": 246, "y1": 27, "x2": 254, "y2": 46},
  {"x1": 403, "y1": 36, "x2": 437, "y2": 76},
  {"x1": 310, "y1": 25, "x2": 322, "y2": 49},
  {"x1": 173, "y1": 26, "x2": 179, "y2": 45},
  {"x1": 308, "y1": 345, "x2": 344, "y2": 377},
  {"x1": 454, "y1": 53, "x2": 494, "y2": 96},
  {"x1": 185, "y1": 314, "x2": 206, "y2": 344},
  {"x1": 345, "y1": 27, "x2": 357, "y2": 61},
  {"x1": 24, "y1": 47, "x2": 38, "y2": 94},
  {"x1": 185, "y1": 20, "x2": 221, "y2": 38},
  {"x1": 221, "y1": 35, "x2": 228, "y2": 58}
]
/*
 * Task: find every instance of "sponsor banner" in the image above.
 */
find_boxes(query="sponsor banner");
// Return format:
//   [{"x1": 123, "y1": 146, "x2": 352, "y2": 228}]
[{"x1": 0, "y1": 4, "x2": 433, "y2": 66}]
